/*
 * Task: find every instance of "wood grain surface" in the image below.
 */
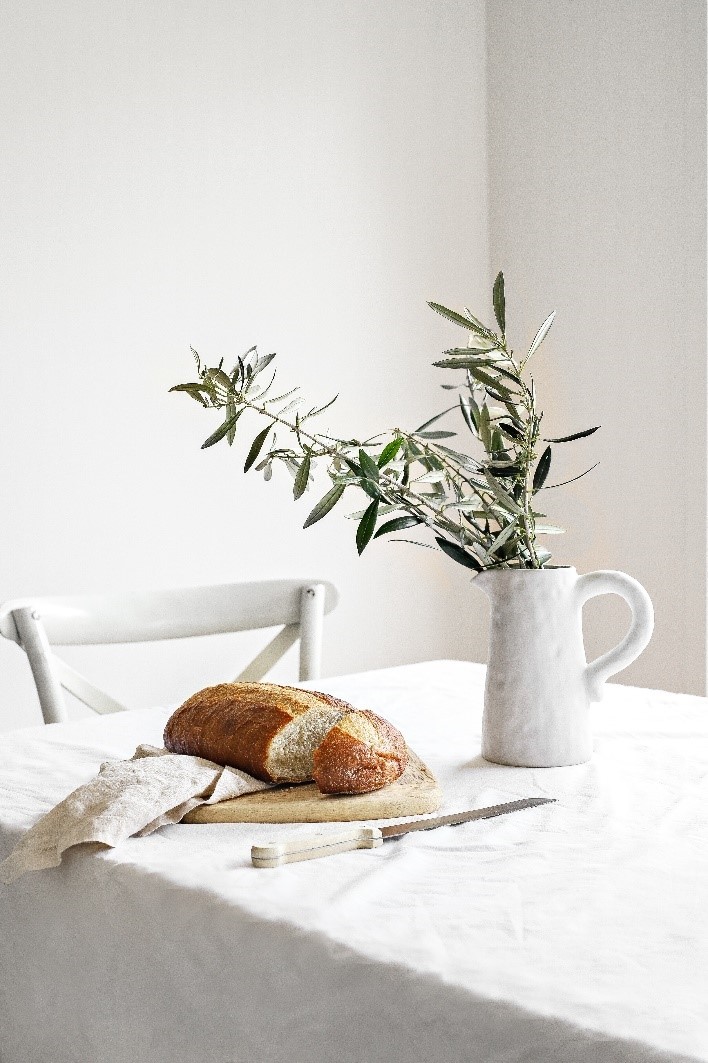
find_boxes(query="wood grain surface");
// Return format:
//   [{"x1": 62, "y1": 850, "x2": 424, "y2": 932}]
[{"x1": 184, "y1": 748, "x2": 441, "y2": 823}]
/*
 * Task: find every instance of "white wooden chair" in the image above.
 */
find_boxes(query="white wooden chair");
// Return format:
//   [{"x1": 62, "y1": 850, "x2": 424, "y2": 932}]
[{"x1": 0, "y1": 579, "x2": 338, "y2": 725}]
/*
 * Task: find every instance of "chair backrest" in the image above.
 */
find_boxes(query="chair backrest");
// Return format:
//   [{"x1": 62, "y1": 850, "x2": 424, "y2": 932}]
[{"x1": 0, "y1": 579, "x2": 339, "y2": 725}]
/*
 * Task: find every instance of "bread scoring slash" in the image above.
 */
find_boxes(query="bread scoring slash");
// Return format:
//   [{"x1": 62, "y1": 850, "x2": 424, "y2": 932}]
[{"x1": 163, "y1": 682, "x2": 408, "y2": 795}]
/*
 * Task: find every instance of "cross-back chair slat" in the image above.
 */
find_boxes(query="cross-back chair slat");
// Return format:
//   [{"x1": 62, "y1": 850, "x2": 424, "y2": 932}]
[{"x1": 0, "y1": 580, "x2": 338, "y2": 725}]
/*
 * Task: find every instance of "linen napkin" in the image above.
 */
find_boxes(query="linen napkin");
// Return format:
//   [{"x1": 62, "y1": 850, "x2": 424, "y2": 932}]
[{"x1": 0, "y1": 744, "x2": 272, "y2": 884}]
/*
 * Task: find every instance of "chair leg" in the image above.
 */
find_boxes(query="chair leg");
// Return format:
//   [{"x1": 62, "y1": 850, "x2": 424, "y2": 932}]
[
  {"x1": 13, "y1": 607, "x2": 68, "y2": 724},
  {"x1": 299, "y1": 584, "x2": 325, "y2": 682}
]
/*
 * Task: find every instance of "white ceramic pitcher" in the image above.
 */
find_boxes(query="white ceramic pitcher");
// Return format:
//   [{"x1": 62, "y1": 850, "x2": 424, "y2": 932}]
[{"x1": 474, "y1": 567, "x2": 654, "y2": 767}]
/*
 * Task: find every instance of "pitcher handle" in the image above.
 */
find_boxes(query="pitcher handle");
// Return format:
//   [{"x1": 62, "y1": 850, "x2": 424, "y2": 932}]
[{"x1": 575, "y1": 570, "x2": 654, "y2": 702}]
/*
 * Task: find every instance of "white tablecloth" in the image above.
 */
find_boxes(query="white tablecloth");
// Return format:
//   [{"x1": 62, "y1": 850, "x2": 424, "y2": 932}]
[{"x1": 0, "y1": 660, "x2": 706, "y2": 1063}]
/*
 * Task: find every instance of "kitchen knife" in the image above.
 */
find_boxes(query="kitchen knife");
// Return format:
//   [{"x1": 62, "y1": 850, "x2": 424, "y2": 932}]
[{"x1": 251, "y1": 796, "x2": 555, "y2": 867}]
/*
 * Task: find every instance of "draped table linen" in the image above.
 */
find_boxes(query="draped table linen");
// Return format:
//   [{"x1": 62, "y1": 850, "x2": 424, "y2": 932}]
[{"x1": 0, "y1": 660, "x2": 706, "y2": 1063}]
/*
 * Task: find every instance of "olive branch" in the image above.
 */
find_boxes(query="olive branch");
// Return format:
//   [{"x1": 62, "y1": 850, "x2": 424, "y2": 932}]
[{"x1": 170, "y1": 273, "x2": 599, "y2": 571}]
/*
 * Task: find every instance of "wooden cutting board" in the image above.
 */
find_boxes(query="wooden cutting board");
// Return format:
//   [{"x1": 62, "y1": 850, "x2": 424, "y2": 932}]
[{"x1": 184, "y1": 748, "x2": 441, "y2": 823}]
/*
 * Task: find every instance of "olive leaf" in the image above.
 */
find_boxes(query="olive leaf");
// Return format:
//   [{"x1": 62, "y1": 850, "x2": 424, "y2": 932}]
[
  {"x1": 428, "y1": 302, "x2": 489, "y2": 337},
  {"x1": 356, "y1": 499, "x2": 379, "y2": 554},
  {"x1": 374, "y1": 514, "x2": 424, "y2": 538},
  {"x1": 488, "y1": 462, "x2": 522, "y2": 479},
  {"x1": 471, "y1": 368, "x2": 515, "y2": 399},
  {"x1": 483, "y1": 519, "x2": 518, "y2": 561},
  {"x1": 459, "y1": 395, "x2": 478, "y2": 435},
  {"x1": 543, "y1": 426, "x2": 600, "y2": 443},
  {"x1": 303, "y1": 483, "x2": 346, "y2": 528},
  {"x1": 526, "y1": 310, "x2": 556, "y2": 362},
  {"x1": 169, "y1": 383, "x2": 212, "y2": 407},
  {"x1": 434, "y1": 537, "x2": 482, "y2": 571},
  {"x1": 251, "y1": 352, "x2": 277, "y2": 379},
  {"x1": 493, "y1": 271, "x2": 506, "y2": 335},
  {"x1": 415, "y1": 406, "x2": 458, "y2": 431},
  {"x1": 201, "y1": 411, "x2": 242, "y2": 449},
  {"x1": 483, "y1": 469, "x2": 523, "y2": 514},
  {"x1": 463, "y1": 307, "x2": 493, "y2": 336},
  {"x1": 442, "y1": 347, "x2": 499, "y2": 358},
  {"x1": 346, "y1": 503, "x2": 399, "y2": 520},
  {"x1": 359, "y1": 478, "x2": 381, "y2": 500},
  {"x1": 358, "y1": 448, "x2": 380, "y2": 482},
  {"x1": 244, "y1": 425, "x2": 272, "y2": 472},
  {"x1": 226, "y1": 401, "x2": 238, "y2": 445},
  {"x1": 378, "y1": 437, "x2": 404, "y2": 467},
  {"x1": 490, "y1": 427, "x2": 504, "y2": 453},
  {"x1": 415, "y1": 469, "x2": 447, "y2": 484},
  {"x1": 293, "y1": 453, "x2": 311, "y2": 500},
  {"x1": 498, "y1": 420, "x2": 524, "y2": 442},
  {"x1": 532, "y1": 446, "x2": 552, "y2": 491},
  {"x1": 302, "y1": 394, "x2": 338, "y2": 422},
  {"x1": 542, "y1": 462, "x2": 600, "y2": 490},
  {"x1": 478, "y1": 404, "x2": 492, "y2": 451},
  {"x1": 204, "y1": 367, "x2": 233, "y2": 394}
]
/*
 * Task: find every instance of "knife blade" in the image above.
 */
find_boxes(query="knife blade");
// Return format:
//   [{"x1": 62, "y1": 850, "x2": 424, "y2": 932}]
[{"x1": 251, "y1": 796, "x2": 555, "y2": 867}]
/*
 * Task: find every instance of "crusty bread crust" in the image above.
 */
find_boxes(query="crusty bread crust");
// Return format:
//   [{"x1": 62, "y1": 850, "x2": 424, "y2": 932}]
[
  {"x1": 312, "y1": 709, "x2": 408, "y2": 794},
  {"x1": 163, "y1": 682, "x2": 353, "y2": 782}
]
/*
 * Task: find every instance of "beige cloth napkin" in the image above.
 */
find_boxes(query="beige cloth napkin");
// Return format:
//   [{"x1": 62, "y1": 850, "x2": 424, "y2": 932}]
[{"x1": 0, "y1": 745, "x2": 272, "y2": 885}]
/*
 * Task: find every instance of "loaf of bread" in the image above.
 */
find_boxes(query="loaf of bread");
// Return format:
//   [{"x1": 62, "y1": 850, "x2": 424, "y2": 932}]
[{"x1": 162, "y1": 681, "x2": 408, "y2": 794}]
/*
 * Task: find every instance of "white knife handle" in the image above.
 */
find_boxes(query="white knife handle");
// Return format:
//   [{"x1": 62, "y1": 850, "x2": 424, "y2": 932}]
[{"x1": 251, "y1": 826, "x2": 383, "y2": 868}]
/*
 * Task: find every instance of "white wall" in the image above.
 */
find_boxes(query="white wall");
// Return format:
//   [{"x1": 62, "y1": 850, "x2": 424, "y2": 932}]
[
  {"x1": 486, "y1": 0, "x2": 707, "y2": 694},
  {"x1": 1, "y1": 0, "x2": 704, "y2": 733},
  {"x1": 0, "y1": 0, "x2": 491, "y2": 730}
]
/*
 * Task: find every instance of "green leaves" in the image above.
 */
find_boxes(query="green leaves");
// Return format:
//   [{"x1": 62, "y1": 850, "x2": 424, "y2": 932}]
[
  {"x1": 541, "y1": 462, "x2": 600, "y2": 490},
  {"x1": 434, "y1": 536, "x2": 482, "y2": 571},
  {"x1": 201, "y1": 410, "x2": 242, "y2": 449},
  {"x1": 293, "y1": 453, "x2": 311, "y2": 500},
  {"x1": 532, "y1": 446, "x2": 552, "y2": 491},
  {"x1": 442, "y1": 347, "x2": 496, "y2": 357},
  {"x1": 478, "y1": 403, "x2": 492, "y2": 451},
  {"x1": 433, "y1": 356, "x2": 493, "y2": 370},
  {"x1": 483, "y1": 469, "x2": 523, "y2": 514},
  {"x1": 374, "y1": 514, "x2": 424, "y2": 538},
  {"x1": 204, "y1": 367, "x2": 232, "y2": 394},
  {"x1": 483, "y1": 518, "x2": 518, "y2": 562},
  {"x1": 415, "y1": 407, "x2": 457, "y2": 432},
  {"x1": 488, "y1": 461, "x2": 522, "y2": 479},
  {"x1": 493, "y1": 271, "x2": 505, "y2": 335},
  {"x1": 303, "y1": 483, "x2": 346, "y2": 528},
  {"x1": 356, "y1": 499, "x2": 379, "y2": 554},
  {"x1": 251, "y1": 351, "x2": 276, "y2": 379},
  {"x1": 226, "y1": 401, "x2": 238, "y2": 445},
  {"x1": 169, "y1": 382, "x2": 212, "y2": 407},
  {"x1": 459, "y1": 395, "x2": 478, "y2": 435},
  {"x1": 244, "y1": 424, "x2": 272, "y2": 472},
  {"x1": 378, "y1": 437, "x2": 404, "y2": 467},
  {"x1": 526, "y1": 311, "x2": 555, "y2": 363},
  {"x1": 543, "y1": 426, "x2": 600, "y2": 443},
  {"x1": 358, "y1": 448, "x2": 380, "y2": 482},
  {"x1": 469, "y1": 368, "x2": 514, "y2": 400},
  {"x1": 428, "y1": 302, "x2": 489, "y2": 338},
  {"x1": 176, "y1": 272, "x2": 597, "y2": 574},
  {"x1": 498, "y1": 420, "x2": 524, "y2": 442}
]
